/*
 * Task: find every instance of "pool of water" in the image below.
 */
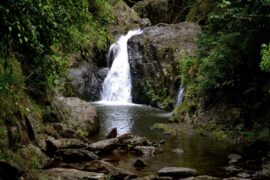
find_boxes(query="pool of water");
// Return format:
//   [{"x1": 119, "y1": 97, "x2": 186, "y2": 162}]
[{"x1": 91, "y1": 103, "x2": 238, "y2": 177}]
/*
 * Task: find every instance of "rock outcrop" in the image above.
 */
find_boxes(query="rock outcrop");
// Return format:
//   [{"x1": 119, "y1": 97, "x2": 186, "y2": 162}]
[
  {"x1": 128, "y1": 22, "x2": 201, "y2": 109},
  {"x1": 52, "y1": 96, "x2": 99, "y2": 137},
  {"x1": 132, "y1": 0, "x2": 190, "y2": 25},
  {"x1": 67, "y1": 58, "x2": 107, "y2": 101}
]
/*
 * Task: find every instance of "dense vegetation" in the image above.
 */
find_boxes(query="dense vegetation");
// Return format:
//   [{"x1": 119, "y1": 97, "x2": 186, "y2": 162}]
[
  {"x1": 0, "y1": 0, "x2": 114, "y2": 176},
  {"x1": 0, "y1": 0, "x2": 113, "y2": 120},
  {"x1": 177, "y1": 0, "x2": 270, "y2": 140}
]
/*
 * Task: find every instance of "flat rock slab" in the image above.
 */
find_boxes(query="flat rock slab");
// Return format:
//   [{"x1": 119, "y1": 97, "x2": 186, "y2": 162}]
[
  {"x1": 56, "y1": 149, "x2": 98, "y2": 163},
  {"x1": 51, "y1": 138, "x2": 87, "y2": 149},
  {"x1": 183, "y1": 175, "x2": 220, "y2": 180},
  {"x1": 66, "y1": 160, "x2": 137, "y2": 179},
  {"x1": 88, "y1": 137, "x2": 119, "y2": 152},
  {"x1": 158, "y1": 167, "x2": 198, "y2": 178},
  {"x1": 228, "y1": 154, "x2": 242, "y2": 164},
  {"x1": 222, "y1": 177, "x2": 251, "y2": 180},
  {"x1": 44, "y1": 168, "x2": 105, "y2": 180}
]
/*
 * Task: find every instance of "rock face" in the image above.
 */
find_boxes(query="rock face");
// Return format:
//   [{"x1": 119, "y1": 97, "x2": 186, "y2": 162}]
[
  {"x1": 132, "y1": 0, "x2": 189, "y2": 25},
  {"x1": 109, "y1": 0, "x2": 142, "y2": 36},
  {"x1": 128, "y1": 22, "x2": 201, "y2": 109},
  {"x1": 68, "y1": 60, "x2": 108, "y2": 101},
  {"x1": 52, "y1": 96, "x2": 99, "y2": 137},
  {"x1": 133, "y1": 0, "x2": 170, "y2": 24}
]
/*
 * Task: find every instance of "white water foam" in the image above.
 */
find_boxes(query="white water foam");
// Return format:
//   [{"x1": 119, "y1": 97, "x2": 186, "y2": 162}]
[{"x1": 100, "y1": 29, "x2": 142, "y2": 104}]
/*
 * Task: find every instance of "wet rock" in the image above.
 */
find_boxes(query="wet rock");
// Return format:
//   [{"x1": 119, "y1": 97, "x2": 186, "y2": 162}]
[
  {"x1": 128, "y1": 22, "x2": 201, "y2": 109},
  {"x1": 158, "y1": 177, "x2": 173, "y2": 180},
  {"x1": 55, "y1": 149, "x2": 98, "y2": 163},
  {"x1": 133, "y1": 175, "x2": 158, "y2": 180},
  {"x1": 67, "y1": 160, "x2": 137, "y2": 179},
  {"x1": 97, "y1": 67, "x2": 109, "y2": 83},
  {"x1": 44, "y1": 168, "x2": 105, "y2": 180},
  {"x1": 106, "y1": 127, "x2": 118, "y2": 139},
  {"x1": 119, "y1": 133, "x2": 151, "y2": 147},
  {"x1": 158, "y1": 167, "x2": 198, "y2": 178},
  {"x1": 222, "y1": 177, "x2": 251, "y2": 180},
  {"x1": 252, "y1": 171, "x2": 262, "y2": 179},
  {"x1": 228, "y1": 154, "x2": 242, "y2": 164},
  {"x1": 134, "y1": 146, "x2": 162, "y2": 156},
  {"x1": 172, "y1": 148, "x2": 184, "y2": 154},
  {"x1": 225, "y1": 166, "x2": 243, "y2": 174},
  {"x1": 89, "y1": 137, "x2": 119, "y2": 152},
  {"x1": 52, "y1": 96, "x2": 99, "y2": 137},
  {"x1": 153, "y1": 139, "x2": 165, "y2": 147},
  {"x1": 0, "y1": 160, "x2": 26, "y2": 180},
  {"x1": 237, "y1": 172, "x2": 250, "y2": 178},
  {"x1": 68, "y1": 60, "x2": 102, "y2": 101},
  {"x1": 89, "y1": 133, "x2": 151, "y2": 153},
  {"x1": 182, "y1": 177, "x2": 220, "y2": 180},
  {"x1": 262, "y1": 161, "x2": 270, "y2": 177},
  {"x1": 194, "y1": 175, "x2": 220, "y2": 180},
  {"x1": 133, "y1": 159, "x2": 147, "y2": 167}
]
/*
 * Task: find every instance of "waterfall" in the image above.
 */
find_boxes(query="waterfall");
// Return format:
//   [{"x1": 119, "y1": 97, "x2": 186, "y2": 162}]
[
  {"x1": 176, "y1": 84, "x2": 185, "y2": 105},
  {"x1": 101, "y1": 29, "x2": 142, "y2": 103}
]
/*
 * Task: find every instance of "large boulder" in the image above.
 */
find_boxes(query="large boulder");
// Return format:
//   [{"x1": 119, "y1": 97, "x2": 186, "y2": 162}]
[
  {"x1": 128, "y1": 22, "x2": 201, "y2": 109},
  {"x1": 52, "y1": 96, "x2": 99, "y2": 137}
]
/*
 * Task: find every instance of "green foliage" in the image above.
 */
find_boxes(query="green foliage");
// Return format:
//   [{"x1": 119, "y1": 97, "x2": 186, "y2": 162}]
[
  {"x1": 178, "y1": 0, "x2": 270, "y2": 134},
  {"x1": 0, "y1": 0, "x2": 112, "y2": 97},
  {"x1": 260, "y1": 44, "x2": 270, "y2": 72},
  {"x1": 186, "y1": 0, "x2": 217, "y2": 24},
  {"x1": 146, "y1": 79, "x2": 173, "y2": 109},
  {"x1": 0, "y1": 0, "x2": 113, "y2": 122}
]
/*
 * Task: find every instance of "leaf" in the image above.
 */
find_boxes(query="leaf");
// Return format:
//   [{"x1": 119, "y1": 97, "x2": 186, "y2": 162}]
[{"x1": 8, "y1": 27, "x2": 12, "y2": 32}]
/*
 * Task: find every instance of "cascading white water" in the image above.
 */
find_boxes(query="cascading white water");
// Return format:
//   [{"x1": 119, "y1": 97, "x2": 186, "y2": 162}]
[
  {"x1": 176, "y1": 84, "x2": 185, "y2": 105},
  {"x1": 101, "y1": 29, "x2": 142, "y2": 103}
]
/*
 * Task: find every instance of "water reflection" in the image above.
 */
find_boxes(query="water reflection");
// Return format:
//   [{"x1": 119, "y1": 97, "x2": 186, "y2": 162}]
[
  {"x1": 92, "y1": 104, "x2": 167, "y2": 139},
  {"x1": 99, "y1": 105, "x2": 133, "y2": 135},
  {"x1": 92, "y1": 103, "x2": 237, "y2": 177}
]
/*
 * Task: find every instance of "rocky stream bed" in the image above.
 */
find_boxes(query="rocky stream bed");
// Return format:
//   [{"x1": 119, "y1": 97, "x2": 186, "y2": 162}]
[{"x1": 1, "y1": 96, "x2": 270, "y2": 180}]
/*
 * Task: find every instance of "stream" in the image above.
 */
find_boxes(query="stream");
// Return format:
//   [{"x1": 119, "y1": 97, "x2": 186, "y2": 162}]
[{"x1": 91, "y1": 103, "x2": 239, "y2": 177}]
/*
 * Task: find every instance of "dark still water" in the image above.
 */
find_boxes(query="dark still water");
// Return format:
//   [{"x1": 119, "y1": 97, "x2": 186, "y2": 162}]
[{"x1": 91, "y1": 103, "x2": 238, "y2": 177}]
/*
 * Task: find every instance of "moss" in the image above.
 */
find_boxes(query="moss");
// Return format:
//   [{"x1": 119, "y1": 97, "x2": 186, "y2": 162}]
[
  {"x1": 186, "y1": 0, "x2": 216, "y2": 24},
  {"x1": 152, "y1": 123, "x2": 177, "y2": 135},
  {"x1": 145, "y1": 79, "x2": 174, "y2": 110}
]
